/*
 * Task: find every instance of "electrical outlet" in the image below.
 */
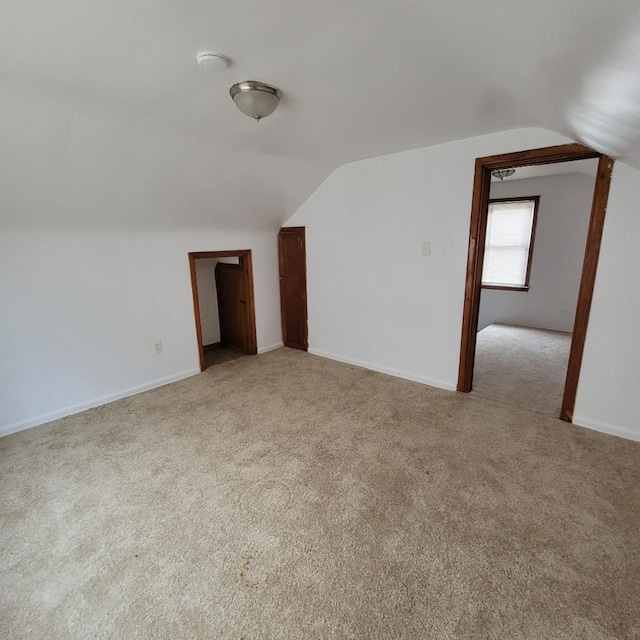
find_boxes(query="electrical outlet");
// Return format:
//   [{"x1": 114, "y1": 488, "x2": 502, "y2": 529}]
[
  {"x1": 153, "y1": 340, "x2": 163, "y2": 355},
  {"x1": 421, "y1": 241, "x2": 431, "y2": 256}
]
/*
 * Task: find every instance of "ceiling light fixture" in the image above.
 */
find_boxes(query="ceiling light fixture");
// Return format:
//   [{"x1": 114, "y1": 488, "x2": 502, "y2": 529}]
[
  {"x1": 229, "y1": 81, "x2": 282, "y2": 121},
  {"x1": 492, "y1": 168, "x2": 516, "y2": 180}
]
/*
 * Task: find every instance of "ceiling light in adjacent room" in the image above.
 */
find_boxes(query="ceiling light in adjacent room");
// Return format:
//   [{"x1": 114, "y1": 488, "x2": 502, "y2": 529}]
[
  {"x1": 229, "y1": 81, "x2": 282, "y2": 121},
  {"x1": 492, "y1": 168, "x2": 516, "y2": 180}
]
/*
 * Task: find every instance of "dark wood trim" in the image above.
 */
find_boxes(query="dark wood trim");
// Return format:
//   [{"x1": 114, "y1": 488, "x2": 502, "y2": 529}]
[
  {"x1": 203, "y1": 342, "x2": 223, "y2": 352},
  {"x1": 482, "y1": 195, "x2": 540, "y2": 290},
  {"x1": 278, "y1": 227, "x2": 309, "y2": 351},
  {"x1": 458, "y1": 158, "x2": 491, "y2": 394},
  {"x1": 190, "y1": 250, "x2": 249, "y2": 259},
  {"x1": 481, "y1": 285, "x2": 530, "y2": 292},
  {"x1": 560, "y1": 155, "x2": 615, "y2": 421},
  {"x1": 241, "y1": 250, "x2": 259, "y2": 357},
  {"x1": 480, "y1": 143, "x2": 600, "y2": 169},
  {"x1": 188, "y1": 253, "x2": 205, "y2": 372},
  {"x1": 188, "y1": 250, "x2": 258, "y2": 372},
  {"x1": 524, "y1": 196, "x2": 539, "y2": 289},
  {"x1": 489, "y1": 196, "x2": 541, "y2": 203},
  {"x1": 457, "y1": 143, "x2": 614, "y2": 423}
]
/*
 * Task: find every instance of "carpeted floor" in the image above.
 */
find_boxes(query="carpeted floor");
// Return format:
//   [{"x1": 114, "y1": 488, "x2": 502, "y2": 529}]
[
  {"x1": 1, "y1": 348, "x2": 639, "y2": 639},
  {"x1": 204, "y1": 345, "x2": 247, "y2": 369},
  {"x1": 472, "y1": 323, "x2": 572, "y2": 418}
]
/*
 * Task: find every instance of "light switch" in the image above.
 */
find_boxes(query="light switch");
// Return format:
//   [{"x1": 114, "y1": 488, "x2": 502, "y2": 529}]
[{"x1": 421, "y1": 241, "x2": 431, "y2": 257}]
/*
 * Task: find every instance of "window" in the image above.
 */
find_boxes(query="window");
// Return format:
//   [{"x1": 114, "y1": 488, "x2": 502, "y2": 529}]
[{"x1": 482, "y1": 196, "x2": 539, "y2": 291}]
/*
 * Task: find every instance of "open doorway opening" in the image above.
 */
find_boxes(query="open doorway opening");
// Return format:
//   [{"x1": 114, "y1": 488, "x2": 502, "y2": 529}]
[
  {"x1": 188, "y1": 250, "x2": 258, "y2": 372},
  {"x1": 472, "y1": 161, "x2": 597, "y2": 417},
  {"x1": 458, "y1": 144, "x2": 615, "y2": 422}
]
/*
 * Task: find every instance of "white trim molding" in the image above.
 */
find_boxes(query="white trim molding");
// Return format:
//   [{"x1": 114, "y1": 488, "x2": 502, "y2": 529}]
[
  {"x1": 258, "y1": 342, "x2": 284, "y2": 354},
  {"x1": 308, "y1": 348, "x2": 456, "y2": 391},
  {"x1": 572, "y1": 416, "x2": 640, "y2": 442},
  {"x1": 0, "y1": 368, "x2": 201, "y2": 439}
]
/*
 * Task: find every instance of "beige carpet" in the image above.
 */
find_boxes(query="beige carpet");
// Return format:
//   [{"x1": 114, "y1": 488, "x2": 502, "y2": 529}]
[
  {"x1": 1, "y1": 348, "x2": 639, "y2": 639},
  {"x1": 204, "y1": 345, "x2": 247, "y2": 369},
  {"x1": 473, "y1": 323, "x2": 572, "y2": 418}
]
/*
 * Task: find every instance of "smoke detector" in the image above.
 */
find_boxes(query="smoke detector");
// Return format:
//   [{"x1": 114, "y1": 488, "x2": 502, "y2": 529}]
[{"x1": 196, "y1": 52, "x2": 229, "y2": 71}]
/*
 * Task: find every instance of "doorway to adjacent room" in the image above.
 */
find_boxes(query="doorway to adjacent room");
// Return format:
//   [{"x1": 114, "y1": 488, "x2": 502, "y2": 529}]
[
  {"x1": 188, "y1": 250, "x2": 258, "y2": 371},
  {"x1": 457, "y1": 143, "x2": 614, "y2": 422}
]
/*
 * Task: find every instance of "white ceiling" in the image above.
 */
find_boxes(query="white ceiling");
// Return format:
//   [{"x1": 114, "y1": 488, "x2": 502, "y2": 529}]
[
  {"x1": 491, "y1": 159, "x2": 599, "y2": 182},
  {"x1": 1, "y1": 0, "x2": 639, "y2": 228}
]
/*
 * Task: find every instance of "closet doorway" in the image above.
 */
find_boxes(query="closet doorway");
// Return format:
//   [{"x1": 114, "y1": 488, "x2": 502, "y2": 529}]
[{"x1": 188, "y1": 250, "x2": 258, "y2": 371}]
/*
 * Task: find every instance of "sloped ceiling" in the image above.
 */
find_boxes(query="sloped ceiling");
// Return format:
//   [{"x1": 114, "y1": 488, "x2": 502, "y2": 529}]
[{"x1": 1, "y1": 0, "x2": 639, "y2": 229}]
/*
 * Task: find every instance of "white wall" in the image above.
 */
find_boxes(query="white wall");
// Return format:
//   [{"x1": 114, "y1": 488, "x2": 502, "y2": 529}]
[
  {"x1": 285, "y1": 128, "x2": 640, "y2": 441},
  {"x1": 0, "y1": 229, "x2": 282, "y2": 436},
  {"x1": 195, "y1": 259, "x2": 221, "y2": 346},
  {"x1": 4, "y1": 127, "x2": 638, "y2": 443},
  {"x1": 478, "y1": 173, "x2": 595, "y2": 332},
  {"x1": 286, "y1": 128, "x2": 574, "y2": 389},
  {"x1": 574, "y1": 162, "x2": 640, "y2": 441}
]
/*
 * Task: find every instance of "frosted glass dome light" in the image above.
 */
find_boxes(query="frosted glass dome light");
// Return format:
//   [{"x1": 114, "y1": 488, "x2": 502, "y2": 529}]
[{"x1": 229, "y1": 81, "x2": 282, "y2": 121}]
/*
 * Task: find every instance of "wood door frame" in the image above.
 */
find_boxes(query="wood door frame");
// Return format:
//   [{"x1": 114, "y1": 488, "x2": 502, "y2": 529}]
[
  {"x1": 278, "y1": 227, "x2": 309, "y2": 351},
  {"x1": 188, "y1": 250, "x2": 258, "y2": 372},
  {"x1": 457, "y1": 143, "x2": 615, "y2": 422}
]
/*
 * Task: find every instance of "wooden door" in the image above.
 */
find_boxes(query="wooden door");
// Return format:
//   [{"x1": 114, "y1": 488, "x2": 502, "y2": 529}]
[
  {"x1": 215, "y1": 262, "x2": 247, "y2": 352},
  {"x1": 278, "y1": 227, "x2": 308, "y2": 351}
]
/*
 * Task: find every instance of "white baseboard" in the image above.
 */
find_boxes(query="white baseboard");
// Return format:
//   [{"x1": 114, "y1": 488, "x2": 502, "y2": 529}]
[
  {"x1": 258, "y1": 342, "x2": 284, "y2": 354},
  {"x1": 572, "y1": 416, "x2": 640, "y2": 442},
  {"x1": 486, "y1": 322, "x2": 572, "y2": 334},
  {"x1": 308, "y1": 348, "x2": 456, "y2": 391},
  {"x1": 0, "y1": 368, "x2": 201, "y2": 439}
]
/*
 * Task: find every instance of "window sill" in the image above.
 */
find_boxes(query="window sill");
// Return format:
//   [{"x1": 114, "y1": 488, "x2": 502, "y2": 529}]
[{"x1": 481, "y1": 284, "x2": 530, "y2": 292}]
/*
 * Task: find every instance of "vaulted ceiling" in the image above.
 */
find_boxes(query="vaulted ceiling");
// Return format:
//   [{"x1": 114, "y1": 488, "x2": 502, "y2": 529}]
[{"x1": 1, "y1": 0, "x2": 639, "y2": 228}]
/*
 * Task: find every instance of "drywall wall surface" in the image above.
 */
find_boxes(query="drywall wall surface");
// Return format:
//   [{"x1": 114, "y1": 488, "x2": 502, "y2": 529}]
[
  {"x1": 478, "y1": 172, "x2": 595, "y2": 332},
  {"x1": 573, "y1": 162, "x2": 640, "y2": 441},
  {"x1": 286, "y1": 127, "x2": 639, "y2": 440},
  {"x1": 195, "y1": 258, "x2": 220, "y2": 346},
  {"x1": 0, "y1": 229, "x2": 281, "y2": 435},
  {"x1": 286, "y1": 128, "x2": 573, "y2": 390}
]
